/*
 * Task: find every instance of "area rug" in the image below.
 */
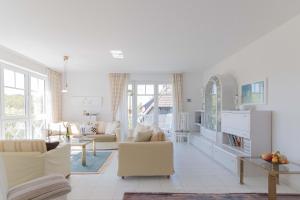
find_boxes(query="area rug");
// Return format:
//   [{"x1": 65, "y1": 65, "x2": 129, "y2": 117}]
[
  {"x1": 71, "y1": 151, "x2": 112, "y2": 174},
  {"x1": 123, "y1": 192, "x2": 300, "y2": 200}
]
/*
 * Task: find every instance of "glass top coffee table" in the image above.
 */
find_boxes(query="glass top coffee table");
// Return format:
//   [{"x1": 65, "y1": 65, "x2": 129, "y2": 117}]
[
  {"x1": 69, "y1": 138, "x2": 96, "y2": 166},
  {"x1": 239, "y1": 157, "x2": 300, "y2": 200}
]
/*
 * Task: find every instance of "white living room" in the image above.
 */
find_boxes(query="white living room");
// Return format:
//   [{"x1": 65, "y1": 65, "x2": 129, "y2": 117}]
[{"x1": 0, "y1": 1, "x2": 300, "y2": 200}]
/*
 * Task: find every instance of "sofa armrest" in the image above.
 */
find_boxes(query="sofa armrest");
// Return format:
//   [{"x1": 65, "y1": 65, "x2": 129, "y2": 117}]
[
  {"x1": 118, "y1": 141, "x2": 174, "y2": 176},
  {"x1": 0, "y1": 152, "x2": 44, "y2": 188},
  {"x1": 44, "y1": 144, "x2": 71, "y2": 177}
]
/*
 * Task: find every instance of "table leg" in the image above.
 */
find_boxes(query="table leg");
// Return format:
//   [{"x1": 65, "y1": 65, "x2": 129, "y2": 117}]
[
  {"x1": 240, "y1": 159, "x2": 244, "y2": 184},
  {"x1": 93, "y1": 140, "x2": 96, "y2": 156},
  {"x1": 268, "y1": 173, "x2": 277, "y2": 200},
  {"x1": 82, "y1": 145, "x2": 87, "y2": 166}
]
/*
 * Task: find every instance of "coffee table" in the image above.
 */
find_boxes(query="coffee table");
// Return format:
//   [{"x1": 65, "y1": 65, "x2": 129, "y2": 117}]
[
  {"x1": 70, "y1": 139, "x2": 96, "y2": 166},
  {"x1": 239, "y1": 157, "x2": 300, "y2": 200}
]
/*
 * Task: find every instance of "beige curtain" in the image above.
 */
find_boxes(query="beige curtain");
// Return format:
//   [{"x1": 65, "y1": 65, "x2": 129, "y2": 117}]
[
  {"x1": 172, "y1": 73, "x2": 183, "y2": 131},
  {"x1": 109, "y1": 73, "x2": 128, "y2": 121},
  {"x1": 48, "y1": 69, "x2": 62, "y2": 123}
]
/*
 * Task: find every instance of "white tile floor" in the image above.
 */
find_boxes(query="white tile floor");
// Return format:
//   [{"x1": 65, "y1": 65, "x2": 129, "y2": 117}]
[{"x1": 66, "y1": 143, "x2": 299, "y2": 200}]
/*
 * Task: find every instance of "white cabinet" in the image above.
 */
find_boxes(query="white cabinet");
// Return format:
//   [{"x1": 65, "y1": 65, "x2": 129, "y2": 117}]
[
  {"x1": 213, "y1": 145, "x2": 238, "y2": 174},
  {"x1": 191, "y1": 110, "x2": 271, "y2": 176},
  {"x1": 190, "y1": 135, "x2": 214, "y2": 157},
  {"x1": 221, "y1": 110, "x2": 271, "y2": 156},
  {"x1": 221, "y1": 111, "x2": 250, "y2": 138}
]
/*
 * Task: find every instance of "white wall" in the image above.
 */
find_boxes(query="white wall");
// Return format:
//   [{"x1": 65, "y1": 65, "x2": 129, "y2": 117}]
[
  {"x1": 202, "y1": 14, "x2": 300, "y2": 188},
  {"x1": 62, "y1": 70, "x2": 112, "y2": 122},
  {"x1": 62, "y1": 71, "x2": 202, "y2": 125}
]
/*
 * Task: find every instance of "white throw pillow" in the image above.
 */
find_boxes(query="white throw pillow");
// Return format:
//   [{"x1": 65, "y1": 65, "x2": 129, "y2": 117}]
[
  {"x1": 105, "y1": 121, "x2": 119, "y2": 135},
  {"x1": 133, "y1": 123, "x2": 151, "y2": 137},
  {"x1": 134, "y1": 130, "x2": 153, "y2": 142},
  {"x1": 85, "y1": 124, "x2": 97, "y2": 135},
  {"x1": 97, "y1": 121, "x2": 106, "y2": 134}
]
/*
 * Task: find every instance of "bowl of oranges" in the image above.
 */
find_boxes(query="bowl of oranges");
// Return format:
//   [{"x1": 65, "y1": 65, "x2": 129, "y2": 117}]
[{"x1": 261, "y1": 151, "x2": 289, "y2": 164}]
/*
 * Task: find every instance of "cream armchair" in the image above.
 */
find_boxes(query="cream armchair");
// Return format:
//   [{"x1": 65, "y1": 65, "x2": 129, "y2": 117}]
[
  {"x1": 0, "y1": 157, "x2": 71, "y2": 200},
  {"x1": 118, "y1": 141, "x2": 174, "y2": 178},
  {"x1": 0, "y1": 140, "x2": 70, "y2": 188}
]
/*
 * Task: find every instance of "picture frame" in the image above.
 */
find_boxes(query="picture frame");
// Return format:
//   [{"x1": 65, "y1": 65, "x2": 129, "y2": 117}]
[{"x1": 241, "y1": 79, "x2": 267, "y2": 105}]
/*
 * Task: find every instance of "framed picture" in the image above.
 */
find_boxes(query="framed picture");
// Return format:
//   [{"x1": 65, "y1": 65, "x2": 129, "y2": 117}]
[{"x1": 241, "y1": 79, "x2": 267, "y2": 105}]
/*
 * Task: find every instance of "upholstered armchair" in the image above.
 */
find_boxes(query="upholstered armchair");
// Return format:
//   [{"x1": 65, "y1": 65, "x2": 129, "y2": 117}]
[
  {"x1": 0, "y1": 140, "x2": 71, "y2": 188},
  {"x1": 0, "y1": 157, "x2": 71, "y2": 200}
]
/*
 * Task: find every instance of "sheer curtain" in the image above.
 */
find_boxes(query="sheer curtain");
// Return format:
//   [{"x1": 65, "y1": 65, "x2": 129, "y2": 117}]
[
  {"x1": 172, "y1": 73, "x2": 183, "y2": 131},
  {"x1": 47, "y1": 69, "x2": 62, "y2": 123},
  {"x1": 109, "y1": 73, "x2": 128, "y2": 121}
]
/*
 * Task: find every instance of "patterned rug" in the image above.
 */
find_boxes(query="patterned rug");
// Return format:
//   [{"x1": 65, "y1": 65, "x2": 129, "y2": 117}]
[
  {"x1": 123, "y1": 192, "x2": 300, "y2": 200},
  {"x1": 71, "y1": 151, "x2": 112, "y2": 174}
]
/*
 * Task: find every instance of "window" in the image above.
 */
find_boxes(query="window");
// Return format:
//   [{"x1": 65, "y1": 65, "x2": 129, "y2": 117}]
[
  {"x1": 30, "y1": 77, "x2": 46, "y2": 139},
  {"x1": 137, "y1": 84, "x2": 155, "y2": 125},
  {"x1": 158, "y1": 84, "x2": 173, "y2": 131},
  {"x1": 128, "y1": 82, "x2": 173, "y2": 132},
  {"x1": 3, "y1": 69, "x2": 25, "y2": 117},
  {"x1": 1, "y1": 64, "x2": 47, "y2": 139}
]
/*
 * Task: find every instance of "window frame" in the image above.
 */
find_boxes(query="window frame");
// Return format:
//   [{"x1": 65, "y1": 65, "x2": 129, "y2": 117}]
[
  {"x1": 0, "y1": 62, "x2": 47, "y2": 139},
  {"x1": 128, "y1": 80, "x2": 172, "y2": 130}
]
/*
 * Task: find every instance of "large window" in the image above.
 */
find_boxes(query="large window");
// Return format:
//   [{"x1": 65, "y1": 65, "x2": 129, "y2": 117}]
[
  {"x1": 0, "y1": 64, "x2": 47, "y2": 139},
  {"x1": 128, "y1": 82, "x2": 173, "y2": 132},
  {"x1": 3, "y1": 69, "x2": 25, "y2": 117}
]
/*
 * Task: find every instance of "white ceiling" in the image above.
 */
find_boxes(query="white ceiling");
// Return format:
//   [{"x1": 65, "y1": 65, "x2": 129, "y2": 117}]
[{"x1": 1, "y1": 0, "x2": 300, "y2": 72}]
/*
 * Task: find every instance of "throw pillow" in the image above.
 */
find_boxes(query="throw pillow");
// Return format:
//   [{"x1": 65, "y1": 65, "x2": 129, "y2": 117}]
[
  {"x1": 85, "y1": 124, "x2": 97, "y2": 135},
  {"x1": 105, "y1": 121, "x2": 120, "y2": 135},
  {"x1": 45, "y1": 142, "x2": 60, "y2": 151},
  {"x1": 150, "y1": 132, "x2": 166, "y2": 141},
  {"x1": 134, "y1": 130, "x2": 153, "y2": 142},
  {"x1": 97, "y1": 121, "x2": 106, "y2": 134},
  {"x1": 133, "y1": 123, "x2": 151, "y2": 137}
]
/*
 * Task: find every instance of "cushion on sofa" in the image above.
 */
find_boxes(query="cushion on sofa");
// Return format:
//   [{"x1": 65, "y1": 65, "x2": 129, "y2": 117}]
[
  {"x1": 134, "y1": 130, "x2": 153, "y2": 142},
  {"x1": 96, "y1": 121, "x2": 106, "y2": 134},
  {"x1": 150, "y1": 132, "x2": 166, "y2": 141},
  {"x1": 105, "y1": 121, "x2": 120, "y2": 135},
  {"x1": 133, "y1": 124, "x2": 152, "y2": 138},
  {"x1": 86, "y1": 134, "x2": 116, "y2": 142},
  {"x1": 0, "y1": 140, "x2": 47, "y2": 153},
  {"x1": 150, "y1": 127, "x2": 166, "y2": 141},
  {"x1": 45, "y1": 142, "x2": 60, "y2": 151},
  {"x1": 7, "y1": 175, "x2": 71, "y2": 200}
]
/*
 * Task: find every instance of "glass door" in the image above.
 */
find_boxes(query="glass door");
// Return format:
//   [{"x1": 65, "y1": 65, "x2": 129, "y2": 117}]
[
  {"x1": 128, "y1": 82, "x2": 173, "y2": 132},
  {"x1": 136, "y1": 84, "x2": 155, "y2": 126}
]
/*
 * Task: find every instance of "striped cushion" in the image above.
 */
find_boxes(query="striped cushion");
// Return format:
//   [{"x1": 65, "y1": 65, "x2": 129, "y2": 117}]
[
  {"x1": 7, "y1": 175, "x2": 71, "y2": 200},
  {"x1": 0, "y1": 140, "x2": 47, "y2": 153}
]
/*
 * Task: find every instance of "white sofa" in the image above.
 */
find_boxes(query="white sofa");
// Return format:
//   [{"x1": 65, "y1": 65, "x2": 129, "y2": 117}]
[
  {"x1": 0, "y1": 140, "x2": 71, "y2": 189},
  {"x1": 71, "y1": 121, "x2": 121, "y2": 149}
]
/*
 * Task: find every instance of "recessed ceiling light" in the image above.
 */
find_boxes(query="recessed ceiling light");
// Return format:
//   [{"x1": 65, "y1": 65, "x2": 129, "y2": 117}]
[{"x1": 110, "y1": 50, "x2": 124, "y2": 59}]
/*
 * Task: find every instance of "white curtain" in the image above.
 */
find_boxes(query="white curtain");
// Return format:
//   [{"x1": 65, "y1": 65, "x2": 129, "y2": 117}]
[
  {"x1": 172, "y1": 73, "x2": 183, "y2": 131},
  {"x1": 47, "y1": 69, "x2": 62, "y2": 123},
  {"x1": 109, "y1": 73, "x2": 128, "y2": 121}
]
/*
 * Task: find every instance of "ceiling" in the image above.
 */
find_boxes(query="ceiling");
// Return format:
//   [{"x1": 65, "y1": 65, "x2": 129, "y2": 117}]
[{"x1": 0, "y1": 0, "x2": 300, "y2": 72}]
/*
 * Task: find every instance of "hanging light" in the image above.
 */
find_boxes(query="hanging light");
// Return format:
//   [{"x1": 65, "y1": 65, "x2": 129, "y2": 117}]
[{"x1": 61, "y1": 55, "x2": 69, "y2": 93}]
